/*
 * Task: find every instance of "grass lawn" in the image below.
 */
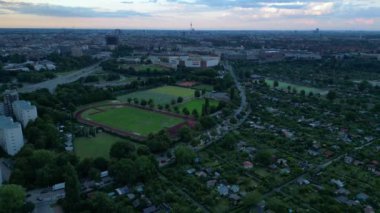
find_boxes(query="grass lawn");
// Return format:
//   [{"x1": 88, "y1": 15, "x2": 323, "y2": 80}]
[
  {"x1": 265, "y1": 79, "x2": 328, "y2": 95},
  {"x1": 178, "y1": 99, "x2": 219, "y2": 114},
  {"x1": 84, "y1": 105, "x2": 184, "y2": 136},
  {"x1": 135, "y1": 64, "x2": 170, "y2": 72},
  {"x1": 74, "y1": 133, "x2": 130, "y2": 159},
  {"x1": 254, "y1": 168, "x2": 271, "y2": 178},
  {"x1": 192, "y1": 84, "x2": 214, "y2": 91},
  {"x1": 117, "y1": 86, "x2": 195, "y2": 105}
]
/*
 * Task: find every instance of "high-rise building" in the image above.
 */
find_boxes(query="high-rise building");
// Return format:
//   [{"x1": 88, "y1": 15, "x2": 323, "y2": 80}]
[
  {"x1": 71, "y1": 47, "x2": 84, "y2": 57},
  {"x1": 3, "y1": 90, "x2": 19, "y2": 117},
  {"x1": 12, "y1": 100, "x2": 38, "y2": 128},
  {"x1": 0, "y1": 167, "x2": 2, "y2": 186},
  {"x1": 0, "y1": 102, "x2": 4, "y2": 116},
  {"x1": 0, "y1": 116, "x2": 24, "y2": 156}
]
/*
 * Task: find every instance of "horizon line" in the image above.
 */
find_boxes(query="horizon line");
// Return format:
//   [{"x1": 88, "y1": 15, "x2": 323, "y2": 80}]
[{"x1": 0, "y1": 27, "x2": 380, "y2": 32}]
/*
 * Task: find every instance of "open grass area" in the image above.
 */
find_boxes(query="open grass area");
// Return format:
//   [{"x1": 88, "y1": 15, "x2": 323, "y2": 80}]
[
  {"x1": 135, "y1": 64, "x2": 170, "y2": 72},
  {"x1": 265, "y1": 79, "x2": 328, "y2": 95},
  {"x1": 121, "y1": 64, "x2": 170, "y2": 72},
  {"x1": 74, "y1": 133, "x2": 130, "y2": 159},
  {"x1": 178, "y1": 99, "x2": 219, "y2": 114},
  {"x1": 192, "y1": 84, "x2": 214, "y2": 92},
  {"x1": 117, "y1": 86, "x2": 195, "y2": 105},
  {"x1": 83, "y1": 105, "x2": 184, "y2": 136}
]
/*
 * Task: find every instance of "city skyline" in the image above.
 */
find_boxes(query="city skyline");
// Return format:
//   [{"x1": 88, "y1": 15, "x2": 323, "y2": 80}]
[{"x1": 0, "y1": 0, "x2": 379, "y2": 30}]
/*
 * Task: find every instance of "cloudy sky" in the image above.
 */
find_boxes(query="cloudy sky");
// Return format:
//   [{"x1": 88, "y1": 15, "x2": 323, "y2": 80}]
[{"x1": 0, "y1": 0, "x2": 379, "y2": 30}]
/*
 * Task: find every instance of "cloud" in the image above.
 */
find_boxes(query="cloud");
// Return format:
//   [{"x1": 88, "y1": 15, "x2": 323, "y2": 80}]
[
  {"x1": 348, "y1": 18, "x2": 375, "y2": 25},
  {"x1": 0, "y1": 0, "x2": 147, "y2": 18}
]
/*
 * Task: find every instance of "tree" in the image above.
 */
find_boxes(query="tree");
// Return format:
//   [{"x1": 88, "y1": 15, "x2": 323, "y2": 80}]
[
  {"x1": 327, "y1": 91, "x2": 337, "y2": 102},
  {"x1": 89, "y1": 192, "x2": 115, "y2": 213},
  {"x1": 140, "y1": 99, "x2": 147, "y2": 106},
  {"x1": 192, "y1": 109, "x2": 199, "y2": 118},
  {"x1": 194, "y1": 90, "x2": 201, "y2": 98},
  {"x1": 127, "y1": 98, "x2": 132, "y2": 104},
  {"x1": 220, "y1": 133, "x2": 236, "y2": 150},
  {"x1": 64, "y1": 164, "x2": 81, "y2": 212},
  {"x1": 242, "y1": 191, "x2": 262, "y2": 207},
  {"x1": 179, "y1": 127, "x2": 192, "y2": 143},
  {"x1": 110, "y1": 142, "x2": 135, "y2": 159},
  {"x1": 0, "y1": 184, "x2": 26, "y2": 213},
  {"x1": 137, "y1": 145, "x2": 151, "y2": 156},
  {"x1": 148, "y1": 99, "x2": 154, "y2": 108},
  {"x1": 200, "y1": 116, "x2": 216, "y2": 129},
  {"x1": 273, "y1": 80, "x2": 279, "y2": 88},
  {"x1": 174, "y1": 145, "x2": 196, "y2": 165},
  {"x1": 230, "y1": 87, "x2": 235, "y2": 100},
  {"x1": 255, "y1": 150, "x2": 273, "y2": 166},
  {"x1": 182, "y1": 107, "x2": 190, "y2": 115},
  {"x1": 133, "y1": 98, "x2": 139, "y2": 104},
  {"x1": 109, "y1": 159, "x2": 137, "y2": 184},
  {"x1": 135, "y1": 156, "x2": 156, "y2": 182},
  {"x1": 300, "y1": 90, "x2": 306, "y2": 97},
  {"x1": 177, "y1": 96, "x2": 184, "y2": 103}
]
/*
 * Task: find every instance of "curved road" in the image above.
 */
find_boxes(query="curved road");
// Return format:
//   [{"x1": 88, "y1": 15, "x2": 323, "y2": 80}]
[{"x1": 19, "y1": 62, "x2": 103, "y2": 93}]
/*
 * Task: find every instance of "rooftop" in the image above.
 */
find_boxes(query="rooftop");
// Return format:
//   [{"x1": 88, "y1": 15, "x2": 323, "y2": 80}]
[
  {"x1": 12, "y1": 100, "x2": 36, "y2": 110},
  {"x1": 0, "y1": 116, "x2": 20, "y2": 129}
]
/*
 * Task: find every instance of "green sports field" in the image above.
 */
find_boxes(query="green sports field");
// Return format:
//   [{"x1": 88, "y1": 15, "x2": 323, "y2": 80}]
[
  {"x1": 178, "y1": 99, "x2": 219, "y2": 114},
  {"x1": 117, "y1": 86, "x2": 195, "y2": 105},
  {"x1": 74, "y1": 133, "x2": 131, "y2": 159},
  {"x1": 192, "y1": 84, "x2": 214, "y2": 92},
  {"x1": 83, "y1": 105, "x2": 184, "y2": 136},
  {"x1": 265, "y1": 79, "x2": 328, "y2": 95}
]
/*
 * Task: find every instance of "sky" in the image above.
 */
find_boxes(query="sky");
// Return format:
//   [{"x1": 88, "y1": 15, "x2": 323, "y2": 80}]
[{"x1": 0, "y1": 0, "x2": 379, "y2": 30}]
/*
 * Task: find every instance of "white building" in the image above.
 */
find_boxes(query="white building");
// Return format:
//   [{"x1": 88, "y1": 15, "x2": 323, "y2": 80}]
[
  {"x1": 12, "y1": 100, "x2": 38, "y2": 128},
  {"x1": 0, "y1": 116, "x2": 24, "y2": 156},
  {"x1": 150, "y1": 55, "x2": 220, "y2": 69}
]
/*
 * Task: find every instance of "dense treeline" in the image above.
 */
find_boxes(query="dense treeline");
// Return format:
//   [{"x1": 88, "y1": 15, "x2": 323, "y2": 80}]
[
  {"x1": 101, "y1": 59, "x2": 174, "y2": 76},
  {"x1": 47, "y1": 53, "x2": 95, "y2": 72},
  {"x1": 22, "y1": 83, "x2": 113, "y2": 111},
  {"x1": 237, "y1": 58, "x2": 380, "y2": 87}
]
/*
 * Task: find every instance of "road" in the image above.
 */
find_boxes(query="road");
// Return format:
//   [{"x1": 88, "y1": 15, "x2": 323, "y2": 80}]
[
  {"x1": 224, "y1": 62, "x2": 248, "y2": 117},
  {"x1": 19, "y1": 62, "x2": 103, "y2": 93},
  {"x1": 194, "y1": 61, "x2": 250, "y2": 151}
]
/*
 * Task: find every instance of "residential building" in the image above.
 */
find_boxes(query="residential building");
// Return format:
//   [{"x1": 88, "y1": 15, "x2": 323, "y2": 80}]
[
  {"x1": 0, "y1": 116, "x2": 24, "y2": 156},
  {"x1": 71, "y1": 47, "x2": 84, "y2": 57},
  {"x1": 0, "y1": 102, "x2": 4, "y2": 115},
  {"x1": 3, "y1": 90, "x2": 19, "y2": 117},
  {"x1": 12, "y1": 100, "x2": 38, "y2": 128},
  {"x1": 0, "y1": 167, "x2": 2, "y2": 186}
]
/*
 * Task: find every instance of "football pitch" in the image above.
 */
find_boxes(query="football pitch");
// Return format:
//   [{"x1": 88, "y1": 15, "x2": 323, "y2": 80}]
[
  {"x1": 178, "y1": 99, "x2": 219, "y2": 114},
  {"x1": 82, "y1": 105, "x2": 185, "y2": 137},
  {"x1": 117, "y1": 85, "x2": 195, "y2": 105}
]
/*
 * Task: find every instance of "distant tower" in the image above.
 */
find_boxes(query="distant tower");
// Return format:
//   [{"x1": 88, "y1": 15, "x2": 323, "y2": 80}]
[
  {"x1": 190, "y1": 22, "x2": 195, "y2": 32},
  {"x1": 3, "y1": 90, "x2": 19, "y2": 117},
  {"x1": 105, "y1": 29, "x2": 121, "y2": 50}
]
